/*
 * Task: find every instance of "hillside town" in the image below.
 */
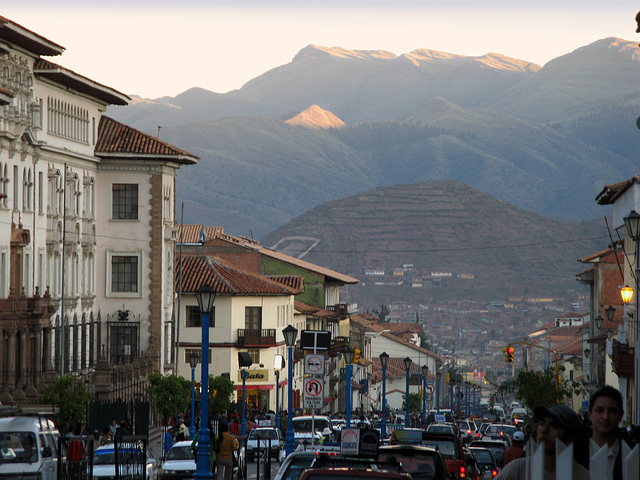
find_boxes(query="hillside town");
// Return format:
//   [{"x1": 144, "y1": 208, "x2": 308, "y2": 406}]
[{"x1": 0, "y1": 12, "x2": 638, "y2": 480}]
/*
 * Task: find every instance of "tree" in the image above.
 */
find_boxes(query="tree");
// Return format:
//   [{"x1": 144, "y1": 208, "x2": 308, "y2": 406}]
[
  {"x1": 372, "y1": 304, "x2": 391, "y2": 323},
  {"x1": 208, "y1": 375, "x2": 236, "y2": 415},
  {"x1": 39, "y1": 375, "x2": 89, "y2": 428},
  {"x1": 403, "y1": 392, "x2": 422, "y2": 411},
  {"x1": 499, "y1": 367, "x2": 579, "y2": 411},
  {"x1": 147, "y1": 373, "x2": 192, "y2": 419}
]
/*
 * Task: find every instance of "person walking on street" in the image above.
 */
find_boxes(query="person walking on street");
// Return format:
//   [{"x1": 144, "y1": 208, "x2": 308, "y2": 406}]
[
  {"x1": 495, "y1": 404, "x2": 590, "y2": 480},
  {"x1": 164, "y1": 426, "x2": 174, "y2": 457},
  {"x1": 217, "y1": 422, "x2": 238, "y2": 480},
  {"x1": 502, "y1": 431, "x2": 526, "y2": 466},
  {"x1": 574, "y1": 385, "x2": 633, "y2": 480}
]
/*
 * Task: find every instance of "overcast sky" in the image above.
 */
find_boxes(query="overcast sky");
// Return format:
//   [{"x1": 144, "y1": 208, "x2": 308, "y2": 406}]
[{"x1": 4, "y1": 1, "x2": 639, "y2": 98}]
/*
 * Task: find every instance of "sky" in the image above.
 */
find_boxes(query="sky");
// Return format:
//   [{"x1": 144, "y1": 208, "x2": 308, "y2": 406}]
[{"x1": 4, "y1": 1, "x2": 640, "y2": 99}]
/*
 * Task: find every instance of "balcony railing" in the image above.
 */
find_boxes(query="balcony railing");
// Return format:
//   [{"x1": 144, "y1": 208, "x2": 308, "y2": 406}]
[
  {"x1": 611, "y1": 340, "x2": 634, "y2": 379},
  {"x1": 237, "y1": 329, "x2": 276, "y2": 346},
  {"x1": 326, "y1": 304, "x2": 348, "y2": 319}
]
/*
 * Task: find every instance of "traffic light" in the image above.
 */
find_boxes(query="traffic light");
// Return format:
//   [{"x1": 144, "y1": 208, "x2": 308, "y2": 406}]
[
  {"x1": 506, "y1": 346, "x2": 514, "y2": 363},
  {"x1": 352, "y1": 348, "x2": 361, "y2": 364}
]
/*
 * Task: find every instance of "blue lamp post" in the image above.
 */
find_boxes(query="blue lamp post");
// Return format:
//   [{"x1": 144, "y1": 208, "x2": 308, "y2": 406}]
[
  {"x1": 379, "y1": 352, "x2": 389, "y2": 437},
  {"x1": 464, "y1": 381, "x2": 470, "y2": 416},
  {"x1": 472, "y1": 384, "x2": 477, "y2": 417},
  {"x1": 283, "y1": 325, "x2": 298, "y2": 457},
  {"x1": 241, "y1": 369, "x2": 247, "y2": 436},
  {"x1": 403, "y1": 357, "x2": 412, "y2": 428},
  {"x1": 421, "y1": 365, "x2": 428, "y2": 426},
  {"x1": 449, "y1": 381, "x2": 454, "y2": 410},
  {"x1": 188, "y1": 353, "x2": 199, "y2": 439},
  {"x1": 274, "y1": 355, "x2": 284, "y2": 432},
  {"x1": 194, "y1": 284, "x2": 216, "y2": 480},
  {"x1": 435, "y1": 371, "x2": 442, "y2": 412},
  {"x1": 344, "y1": 347, "x2": 354, "y2": 427}
]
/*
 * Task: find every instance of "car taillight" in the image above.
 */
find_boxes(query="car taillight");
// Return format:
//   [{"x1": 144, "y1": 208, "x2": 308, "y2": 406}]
[
  {"x1": 460, "y1": 465, "x2": 466, "y2": 478},
  {"x1": 492, "y1": 470, "x2": 498, "y2": 477}
]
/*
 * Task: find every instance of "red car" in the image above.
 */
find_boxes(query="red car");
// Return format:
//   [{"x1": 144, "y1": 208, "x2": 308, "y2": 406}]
[{"x1": 420, "y1": 431, "x2": 467, "y2": 479}]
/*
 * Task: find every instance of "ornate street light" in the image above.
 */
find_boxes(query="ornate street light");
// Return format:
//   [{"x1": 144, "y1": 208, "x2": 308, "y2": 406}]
[
  {"x1": 379, "y1": 352, "x2": 389, "y2": 437},
  {"x1": 605, "y1": 305, "x2": 616, "y2": 323},
  {"x1": 344, "y1": 347, "x2": 354, "y2": 427},
  {"x1": 621, "y1": 285, "x2": 634, "y2": 304},
  {"x1": 595, "y1": 315, "x2": 604, "y2": 331},
  {"x1": 194, "y1": 284, "x2": 216, "y2": 480},
  {"x1": 189, "y1": 352, "x2": 199, "y2": 439},
  {"x1": 403, "y1": 357, "x2": 412, "y2": 427},
  {"x1": 283, "y1": 325, "x2": 298, "y2": 457}
]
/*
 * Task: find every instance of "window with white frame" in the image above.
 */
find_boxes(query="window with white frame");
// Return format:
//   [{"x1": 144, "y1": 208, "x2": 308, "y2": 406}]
[{"x1": 106, "y1": 251, "x2": 142, "y2": 297}]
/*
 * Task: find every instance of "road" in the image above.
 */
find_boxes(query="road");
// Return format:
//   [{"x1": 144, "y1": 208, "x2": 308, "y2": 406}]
[{"x1": 244, "y1": 457, "x2": 281, "y2": 480}]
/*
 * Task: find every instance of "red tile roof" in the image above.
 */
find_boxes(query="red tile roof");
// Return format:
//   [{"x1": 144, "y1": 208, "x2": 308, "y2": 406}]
[
  {"x1": 0, "y1": 15, "x2": 64, "y2": 56},
  {"x1": 269, "y1": 276, "x2": 305, "y2": 291},
  {"x1": 34, "y1": 60, "x2": 129, "y2": 105},
  {"x1": 176, "y1": 255, "x2": 302, "y2": 296},
  {"x1": 96, "y1": 116, "x2": 198, "y2": 164},
  {"x1": 596, "y1": 176, "x2": 640, "y2": 205},
  {"x1": 294, "y1": 300, "x2": 336, "y2": 318},
  {"x1": 177, "y1": 225, "x2": 225, "y2": 243},
  {"x1": 555, "y1": 337, "x2": 583, "y2": 356}
]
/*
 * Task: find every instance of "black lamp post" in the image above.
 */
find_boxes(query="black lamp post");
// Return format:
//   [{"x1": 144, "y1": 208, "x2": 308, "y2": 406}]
[
  {"x1": 379, "y1": 352, "x2": 389, "y2": 437},
  {"x1": 194, "y1": 284, "x2": 216, "y2": 480},
  {"x1": 403, "y1": 357, "x2": 412, "y2": 427},
  {"x1": 283, "y1": 325, "x2": 298, "y2": 457},
  {"x1": 189, "y1": 352, "x2": 199, "y2": 439}
]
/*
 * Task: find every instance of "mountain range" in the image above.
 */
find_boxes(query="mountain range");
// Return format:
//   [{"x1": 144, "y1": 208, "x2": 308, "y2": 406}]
[{"x1": 108, "y1": 38, "x2": 640, "y2": 242}]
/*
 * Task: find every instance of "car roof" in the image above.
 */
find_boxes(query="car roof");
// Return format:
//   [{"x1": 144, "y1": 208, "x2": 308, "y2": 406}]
[
  {"x1": 171, "y1": 441, "x2": 194, "y2": 447},
  {"x1": 299, "y1": 467, "x2": 411, "y2": 480}
]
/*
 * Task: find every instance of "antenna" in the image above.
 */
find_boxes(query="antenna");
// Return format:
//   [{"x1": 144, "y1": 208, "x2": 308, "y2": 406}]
[{"x1": 157, "y1": 126, "x2": 161, "y2": 139}]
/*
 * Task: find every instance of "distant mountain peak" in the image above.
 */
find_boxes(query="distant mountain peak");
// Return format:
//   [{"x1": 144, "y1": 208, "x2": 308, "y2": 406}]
[
  {"x1": 399, "y1": 49, "x2": 540, "y2": 72},
  {"x1": 284, "y1": 104, "x2": 345, "y2": 129},
  {"x1": 294, "y1": 44, "x2": 398, "y2": 61}
]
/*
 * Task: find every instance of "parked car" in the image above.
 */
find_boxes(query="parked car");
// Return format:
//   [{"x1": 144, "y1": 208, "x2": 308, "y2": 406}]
[
  {"x1": 246, "y1": 427, "x2": 283, "y2": 462},
  {"x1": 468, "y1": 447, "x2": 499, "y2": 479},
  {"x1": 378, "y1": 445, "x2": 449, "y2": 480},
  {"x1": 157, "y1": 440, "x2": 195, "y2": 480},
  {"x1": 420, "y1": 431, "x2": 466, "y2": 480},
  {"x1": 468, "y1": 439, "x2": 509, "y2": 469},
  {"x1": 93, "y1": 442, "x2": 157, "y2": 480}
]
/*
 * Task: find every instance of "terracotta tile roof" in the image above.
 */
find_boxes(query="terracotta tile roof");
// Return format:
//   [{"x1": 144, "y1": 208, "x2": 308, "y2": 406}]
[
  {"x1": 269, "y1": 276, "x2": 304, "y2": 291},
  {"x1": 578, "y1": 247, "x2": 616, "y2": 263},
  {"x1": 96, "y1": 116, "x2": 198, "y2": 164},
  {"x1": 596, "y1": 176, "x2": 640, "y2": 205},
  {"x1": 34, "y1": 60, "x2": 128, "y2": 105},
  {"x1": 294, "y1": 300, "x2": 336, "y2": 318},
  {"x1": 0, "y1": 15, "x2": 64, "y2": 56},
  {"x1": 176, "y1": 255, "x2": 302, "y2": 296},
  {"x1": 555, "y1": 337, "x2": 583, "y2": 356},
  {"x1": 177, "y1": 224, "x2": 224, "y2": 243}
]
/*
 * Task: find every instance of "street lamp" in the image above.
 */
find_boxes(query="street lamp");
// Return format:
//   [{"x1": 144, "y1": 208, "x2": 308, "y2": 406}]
[
  {"x1": 274, "y1": 354, "x2": 284, "y2": 432},
  {"x1": 403, "y1": 357, "x2": 412, "y2": 427},
  {"x1": 623, "y1": 209, "x2": 640, "y2": 426},
  {"x1": 283, "y1": 325, "x2": 298, "y2": 457},
  {"x1": 189, "y1": 352, "x2": 199, "y2": 439},
  {"x1": 605, "y1": 305, "x2": 615, "y2": 324},
  {"x1": 379, "y1": 352, "x2": 389, "y2": 437},
  {"x1": 194, "y1": 284, "x2": 216, "y2": 480},
  {"x1": 464, "y1": 381, "x2": 470, "y2": 416},
  {"x1": 435, "y1": 370, "x2": 442, "y2": 412},
  {"x1": 241, "y1": 369, "x2": 247, "y2": 436},
  {"x1": 472, "y1": 384, "x2": 477, "y2": 417},
  {"x1": 595, "y1": 315, "x2": 604, "y2": 331},
  {"x1": 344, "y1": 347, "x2": 354, "y2": 427},
  {"x1": 421, "y1": 365, "x2": 428, "y2": 426}
]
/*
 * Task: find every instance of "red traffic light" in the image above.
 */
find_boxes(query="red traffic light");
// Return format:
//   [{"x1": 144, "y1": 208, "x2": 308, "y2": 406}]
[{"x1": 507, "y1": 347, "x2": 514, "y2": 354}]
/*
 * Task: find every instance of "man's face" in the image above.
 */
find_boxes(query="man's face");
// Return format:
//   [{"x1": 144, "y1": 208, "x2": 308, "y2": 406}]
[
  {"x1": 590, "y1": 396, "x2": 622, "y2": 438},
  {"x1": 537, "y1": 416, "x2": 567, "y2": 453}
]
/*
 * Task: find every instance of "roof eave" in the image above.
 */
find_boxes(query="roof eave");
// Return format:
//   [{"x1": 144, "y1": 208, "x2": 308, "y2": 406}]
[
  {"x1": 95, "y1": 152, "x2": 198, "y2": 165},
  {"x1": 0, "y1": 17, "x2": 64, "y2": 56},
  {"x1": 34, "y1": 68, "x2": 130, "y2": 106}
]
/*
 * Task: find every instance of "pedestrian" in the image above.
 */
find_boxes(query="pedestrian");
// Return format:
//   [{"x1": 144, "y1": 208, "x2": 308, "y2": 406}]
[
  {"x1": 164, "y1": 426, "x2": 173, "y2": 457},
  {"x1": 502, "y1": 431, "x2": 526, "y2": 466},
  {"x1": 573, "y1": 385, "x2": 633, "y2": 480},
  {"x1": 495, "y1": 404, "x2": 589, "y2": 480},
  {"x1": 109, "y1": 419, "x2": 118, "y2": 437},
  {"x1": 216, "y1": 421, "x2": 238, "y2": 480},
  {"x1": 177, "y1": 419, "x2": 188, "y2": 441},
  {"x1": 229, "y1": 416, "x2": 240, "y2": 435}
]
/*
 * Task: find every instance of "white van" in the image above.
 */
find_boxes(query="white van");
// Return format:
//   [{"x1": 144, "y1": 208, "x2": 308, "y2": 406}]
[{"x1": 0, "y1": 415, "x2": 60, "y2": 480}]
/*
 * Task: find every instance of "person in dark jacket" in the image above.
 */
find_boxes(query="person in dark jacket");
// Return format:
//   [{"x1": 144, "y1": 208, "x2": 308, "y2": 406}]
[{"x1": 574, "y1": 385, "x2": 633, "y2": 480}]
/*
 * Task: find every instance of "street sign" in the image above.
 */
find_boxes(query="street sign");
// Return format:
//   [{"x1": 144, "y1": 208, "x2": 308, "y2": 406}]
[
  {"x1": 303, "y1": 377, "x2": 323, "y2": 409},
  {"x1": 300, "y1": 330, "x2": 331, "y2": 351},
  {"x1": 425, "y1": 384, "x2": 435, "y2": 395},
  {"x1": 304, "y1": 354, "x2": 325, "y2": 375}
]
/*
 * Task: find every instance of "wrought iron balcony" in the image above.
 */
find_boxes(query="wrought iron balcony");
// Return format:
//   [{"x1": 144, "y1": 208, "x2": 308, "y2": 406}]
[
  {"x1": 237, "y1": 329, "x2": 276, "y2": 346},
  {"x1": 611, "y1": 340, "x2": 634, "y2": 379},
  {"x1": 326, "y1": 304, "x2": 348, "y2": 319}
]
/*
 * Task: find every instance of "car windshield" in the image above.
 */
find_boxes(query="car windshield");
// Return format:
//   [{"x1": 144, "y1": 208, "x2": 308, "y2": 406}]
[
  {"x1": 166, "y1": 445, "x2": 194, "y2": 461},
  {"x1": 292, "y1": 420, "x2": 330, "y2": 432},
  {"x1": 426, "y1": 426, "x2": 451, "y2": 434},
  {"x1": 280, "y1": 457, "x2": 315, "y2": 480},
  {"x1": 250, "y1": 430, "x2": 278, "y2": 440},
  {"x1": 378, "y1": 452, "x2": 438, "y2": 478},
  {"x1": 470, "y1": 450, "x2": 493, "y2": 465},
  {"x1": 0, "y1": 432, "x2": 38, "y2": 464},
  {"x1": 420, "y1": 440, "x2": 456, "y2": 459}
]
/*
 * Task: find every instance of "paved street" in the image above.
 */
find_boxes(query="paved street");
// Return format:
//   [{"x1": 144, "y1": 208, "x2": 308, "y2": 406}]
[{"x1": 244, "y1": 458, "x2": 281, "y2": 480}]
